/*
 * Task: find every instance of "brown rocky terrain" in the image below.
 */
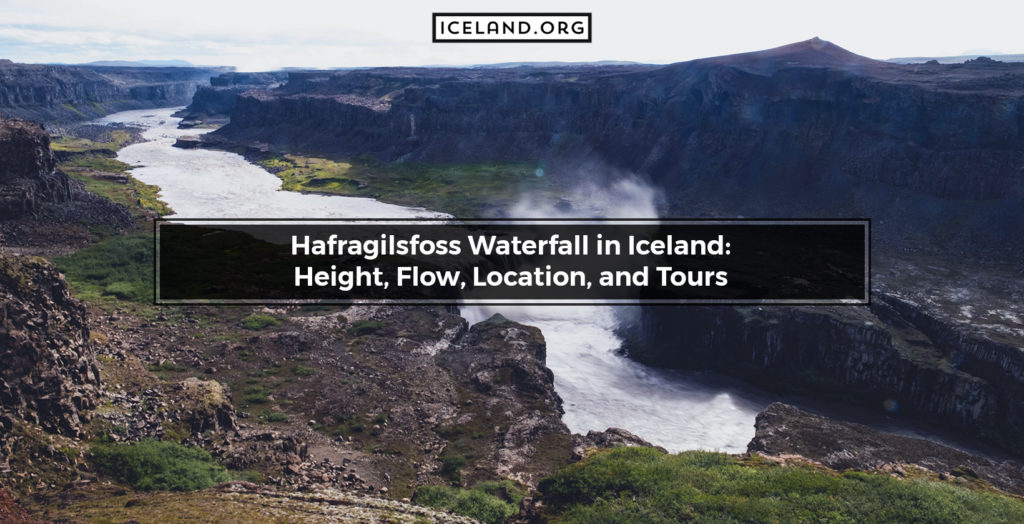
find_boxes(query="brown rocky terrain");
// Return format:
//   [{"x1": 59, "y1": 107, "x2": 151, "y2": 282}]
[
  {"x1": 0, "y1": 119, "x2": 70, "y2": 219},
  {"x1": 89, "y1": 305, "x2": 574, "y2": 495},
  {"x1": 0, "y1": 241, "x2": 645, "y2": 520}
]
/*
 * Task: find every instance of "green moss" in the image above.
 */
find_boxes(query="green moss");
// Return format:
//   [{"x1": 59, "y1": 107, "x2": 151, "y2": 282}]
[
  {"x1": 292, "y1": 365, "x2": 316, "y2": 377},
  {"x1": 439, "y1": 454, "x2": 468, "y2": 485},
  {"x1": 61, "y1": 103, "x2": 85, "y2": 117},
  {"x1": 90, "y1": 440, "x2": 230, "y2": 491},
  {"x1": 241, "y1": 385, "x2": 270, "y2": 406},
  {"x1": 348, "y1": 320, "x2": 384, "y2": 336},
  {"x1": 258, "y1": 410, "x2": 288, "y2": 423},
  {"x1": 50, "y1": 130, "x2": 131, "y2": 152},
  {"x1": 538, "y1": 447, "x2": 1024, "y2": 523},
  {"x1": 241, "y1": 313, "x2": 281, "y2": 330}
]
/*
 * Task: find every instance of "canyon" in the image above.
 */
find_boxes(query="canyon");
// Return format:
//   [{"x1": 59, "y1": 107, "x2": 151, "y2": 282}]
[
  {"x1": 191, "y1": 38, "x2": 1024, "y2": 456},
  {"x1": 2, "y1": 37, "x2": 1024, "y2": 521},
  {"x1": 0, "y1": 60, "x2": 229, "y2": 123}
]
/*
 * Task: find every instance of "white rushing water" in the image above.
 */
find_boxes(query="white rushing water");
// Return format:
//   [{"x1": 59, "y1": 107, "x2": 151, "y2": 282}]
[
  {"x1": 461, "y1": 305, "x2": 770, "y2": 452},
  {"x1": 98, "y1": 107, "x2": 767, "y2": 453}
]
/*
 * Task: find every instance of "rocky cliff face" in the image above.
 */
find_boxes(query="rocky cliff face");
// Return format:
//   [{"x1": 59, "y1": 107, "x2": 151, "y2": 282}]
[
  {"x1": 0, "y1": 118, "x2": 131, "y2": 254},
  {"x1": 0, "y1": 119, "x2": 71, "y2": 220},
  {"x1": 206, "y1": 39, "x2": 1024, "y2": 256},
  {"x1": 618, "y1": 258, "x2": 1024, "y2": 455},
  {"x1": 175, "y1": 72, "x2": 288, "y2": 127},
  {"x1": 0, "y1": 250, "x2": 100, "y2": 446},
  {"x1": 0, "y1": 60, "x2": 230, "y2": 122}
]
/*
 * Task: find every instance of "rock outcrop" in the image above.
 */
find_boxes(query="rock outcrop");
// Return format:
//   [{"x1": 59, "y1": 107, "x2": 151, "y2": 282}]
[
  {"x1": 749, "y1": 403, "x2": 1024, "y2": 495},
  {"x1": 0, "y1": 60, "x2": 230, "y2": 123},
  {"x1": 437, "y1": 313, "x2": 571, "y2": 485},
  {"x1": 0, "y1": 250, "x2": 100, "y2": 443},
  {"x1": 571, "y1": 427, "x2": 666, "y2": 460},
  {"x1": 0, "y1": 119, "x2": 71, "y2": 219},
  {"x1": 0, "y1": 118, "x2": 133, "y2": 254}
]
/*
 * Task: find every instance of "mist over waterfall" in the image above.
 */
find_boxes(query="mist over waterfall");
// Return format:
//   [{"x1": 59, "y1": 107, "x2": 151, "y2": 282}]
[{"x1": 462, "y1": 168, "x2": 771, "y2": 453}]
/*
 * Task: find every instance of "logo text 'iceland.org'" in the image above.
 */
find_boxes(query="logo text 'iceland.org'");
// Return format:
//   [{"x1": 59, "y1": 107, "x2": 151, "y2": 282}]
[{"x1": 433, "y1": 13, "x2": 591, "y2": 43}]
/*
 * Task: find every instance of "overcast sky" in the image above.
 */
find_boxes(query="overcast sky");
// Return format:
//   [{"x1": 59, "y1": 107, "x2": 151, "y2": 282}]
[{"x1": 1, "y1": 0, "x2": 1022, "y2": 71}]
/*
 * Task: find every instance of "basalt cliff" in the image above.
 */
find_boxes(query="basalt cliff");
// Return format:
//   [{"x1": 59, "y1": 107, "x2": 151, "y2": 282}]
[
  {"x1": 0, "y1": 60, "x2": 230, "y2": 123},
  {"x1": 0, "y1": 118, "x2": 131, "y2": 254},
  {"x1": 174, "y1": 71, "x2": 288, "y2": 128}
]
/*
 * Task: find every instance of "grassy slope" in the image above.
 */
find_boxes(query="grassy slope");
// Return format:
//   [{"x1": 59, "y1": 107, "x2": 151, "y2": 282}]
[
  {"x1": 59, "y1": 155, "x2": 172, "y2": 218},
  {"x1": 539, "y1": 447, "x2": 1024, "y2": 523}
]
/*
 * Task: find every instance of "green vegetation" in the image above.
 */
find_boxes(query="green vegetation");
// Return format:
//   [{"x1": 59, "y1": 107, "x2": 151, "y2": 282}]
[
  {"x1": 61, "y1": 155, "x2": 172, "y2": 217},
  {"x1": 348, "y1": 320, "x2": 384, "y2": 336},
  {"x1": 259, "y1": 410, "x2": 288, "y2": 423},
  {"x1": 54, "y1": 234, "x2": 153, "y2": 303},
  {"x1": 413, "y1": 480, "x2": 526, "y2": 524},
  {"x1": 292, "y1": 365, "x2": 316, "y2": 377},
  {"x1": 538, "y1": 447, "x2": 1024, "y2": 523},
  {"x1": 52, "y1": 128, "x2": 170, "y2": 219},
  {"x1": 240, "y1": 313, "x2": 281, "y2": 330},
  {"x1": 241, "y1": 385, "x2": 270, "y2": 405},
  {"x1": 50, "y1": 129, "x2": 132, "y2": 152},
  {"x1": 258, "y1": 154, "x2": 558, "y2": 217},
  {"x1": 439, "y1": 454, "x2": 468, "y2": 484},
  {"x1": 90, "y1": 440, "x2": 230, "y2": 492}
]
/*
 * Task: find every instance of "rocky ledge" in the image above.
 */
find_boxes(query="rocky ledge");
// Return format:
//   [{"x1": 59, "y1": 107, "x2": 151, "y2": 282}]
[{"x1": 750, "y1": 403, "x2": 1024, "y2": 495}]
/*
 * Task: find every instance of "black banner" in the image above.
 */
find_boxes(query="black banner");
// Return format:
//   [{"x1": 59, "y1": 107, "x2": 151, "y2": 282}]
[{"x1": 155, "y1": 219, "x2": 869, "y2": 305}]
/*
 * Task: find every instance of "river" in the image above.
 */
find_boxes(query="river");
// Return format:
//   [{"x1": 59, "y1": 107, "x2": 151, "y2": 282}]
[{"x1": 96, "y1": 107, "x2": 948, "y2": 455}]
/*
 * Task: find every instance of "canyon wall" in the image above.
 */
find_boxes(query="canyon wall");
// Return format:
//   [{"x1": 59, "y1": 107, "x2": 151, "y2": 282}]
[
  {"x1": 206, "y1": 39, "x2": 1024, "y2": 256},
  {"x1": 0, "y1": 60, "x2": 229, "y2": 122},
  {"x1": 175, "y1": 71, "x2": 288, "y2": 127},
  {"x1": 617, "y1": 288, "x2": 1024, "y2": 454}
]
